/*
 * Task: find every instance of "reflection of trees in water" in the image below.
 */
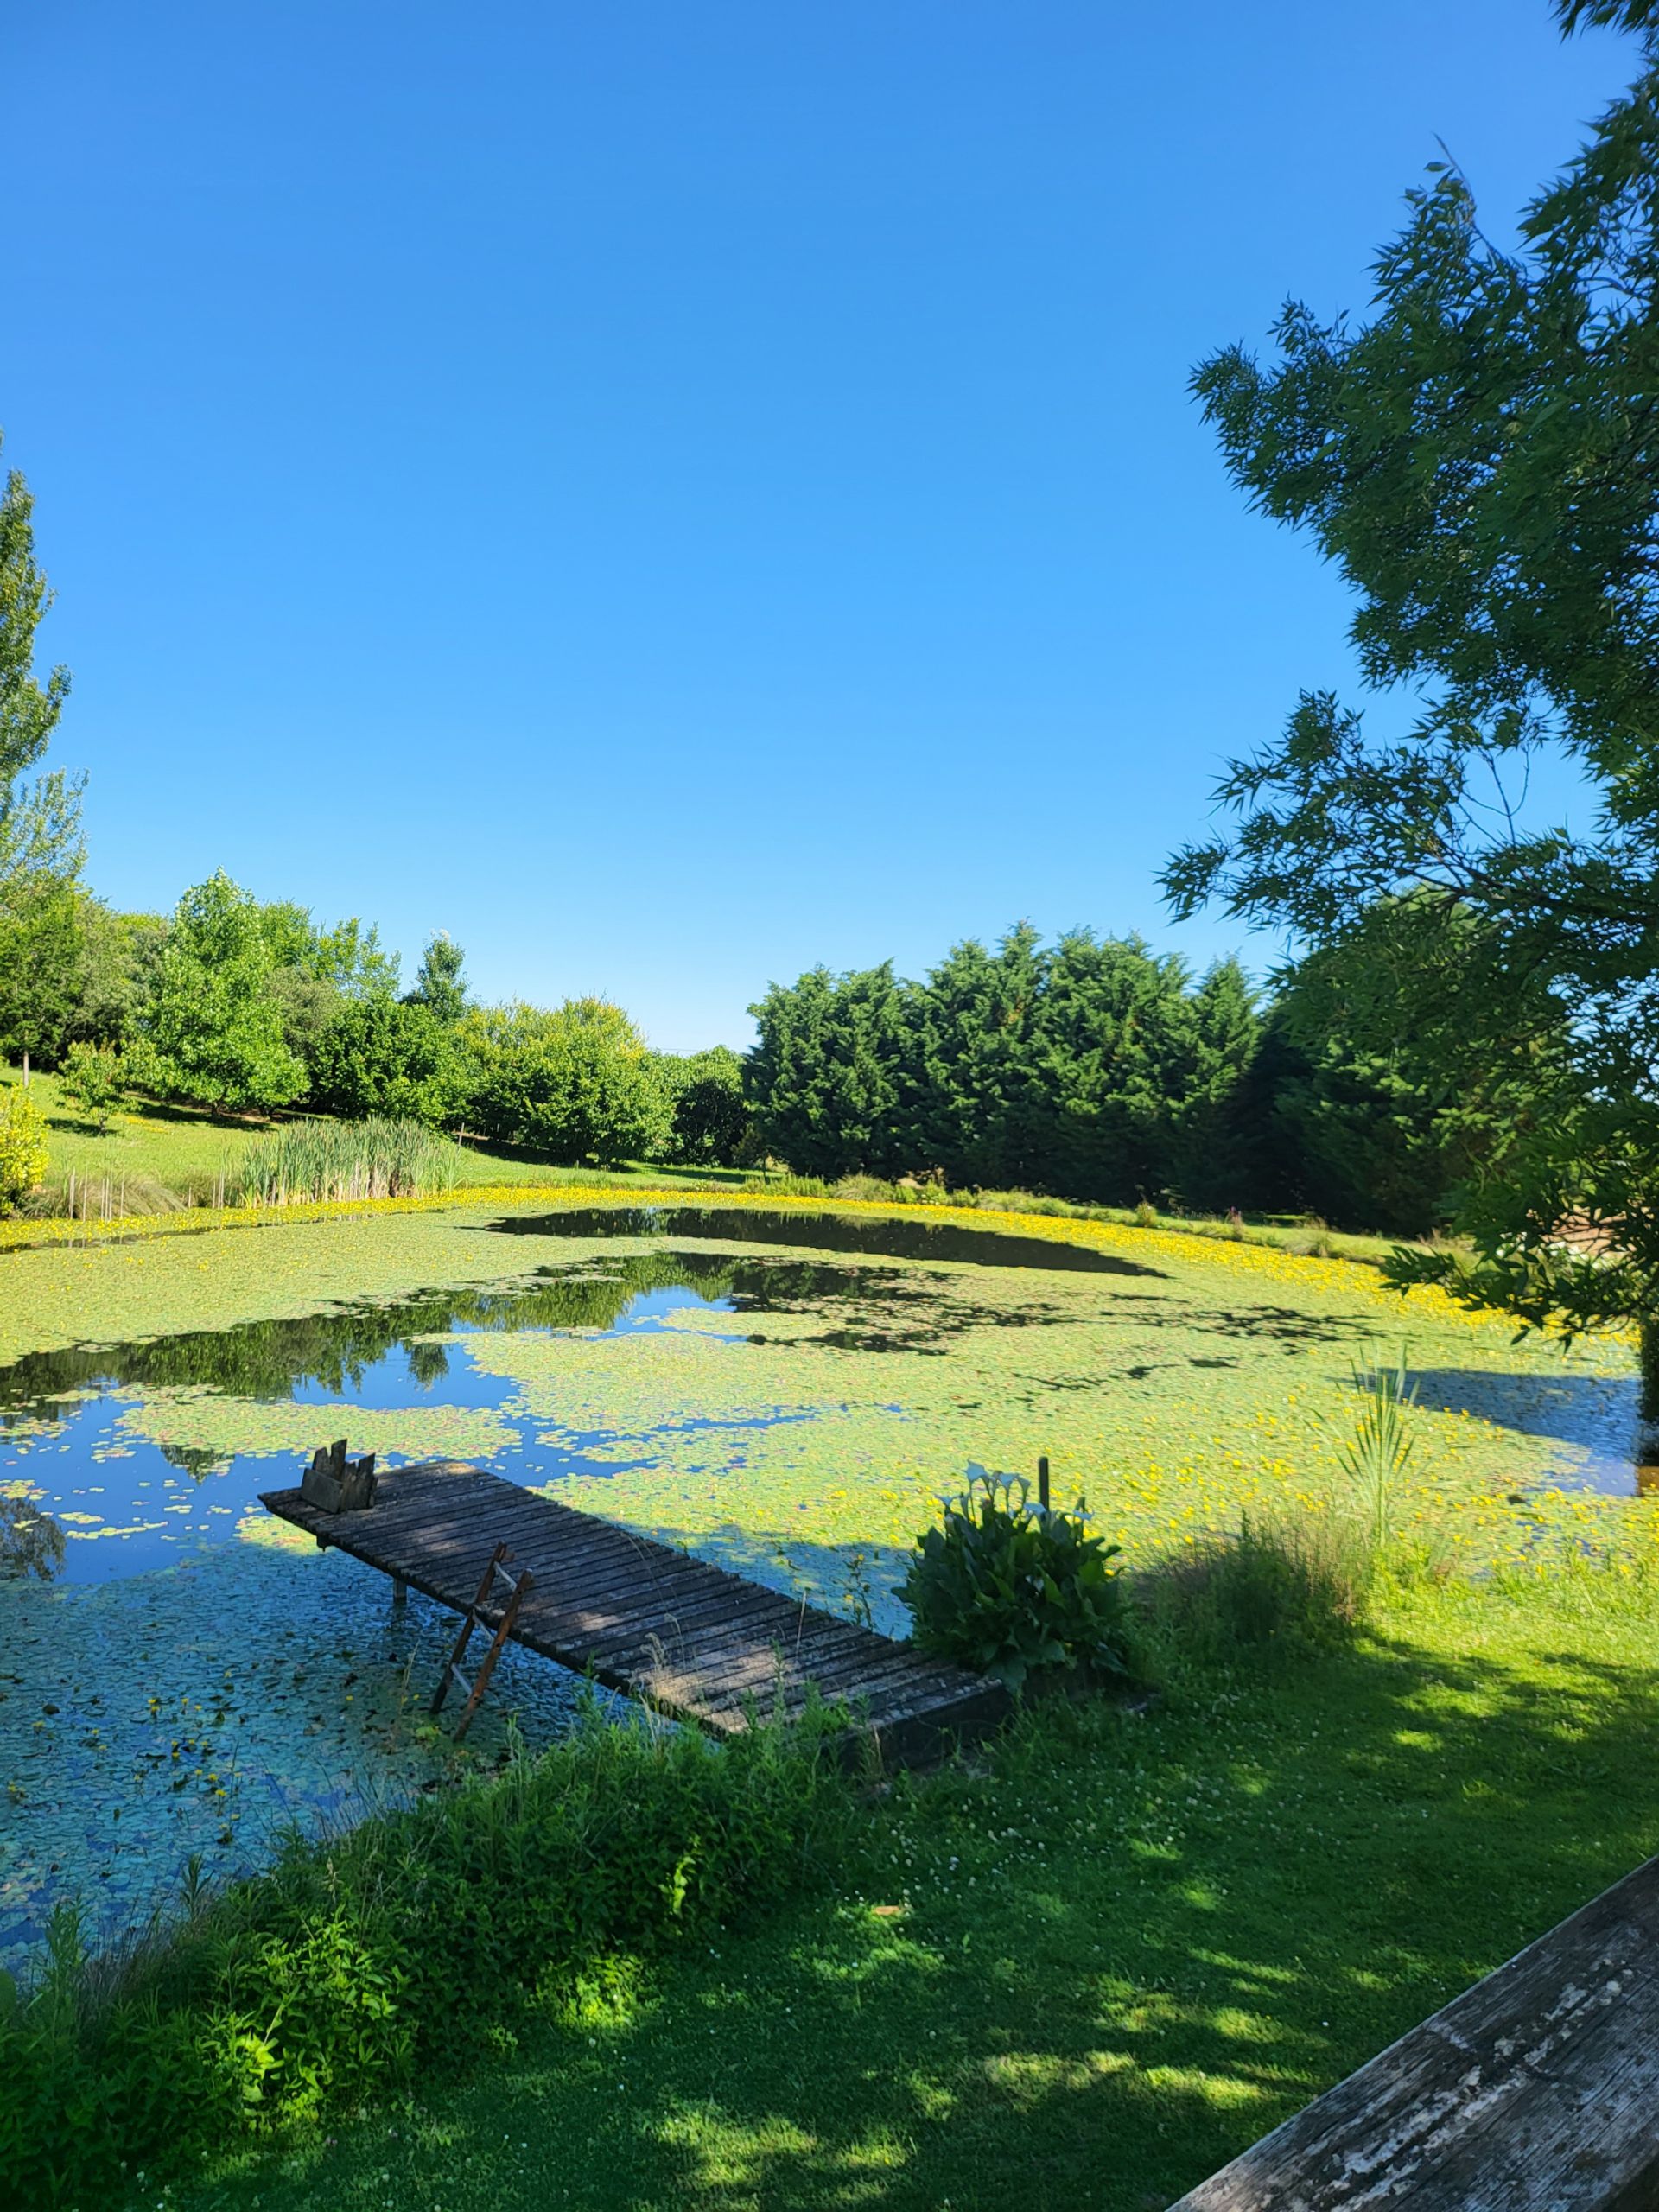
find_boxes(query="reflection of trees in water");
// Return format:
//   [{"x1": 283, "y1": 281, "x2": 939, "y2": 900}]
[
  {"x1": 159, "y1": 1443, "x2": 227, "y2": 1481},
  {"x1": 0, "y1": 1237, "x2": 1119, "y2": 1443},
  {"x1": 0, "y1": 1249, "x2": 753, "y2": 1427},
  {"x1": 488, "y1": 1205, "x2": 1162, "y2": 1276},
  {"x1": 1, "y1": 1491, "x2": 65, "y2": 1580},
  {"x1": 0, "y1": 1229, "x2": 1105, "y2": 1441}
]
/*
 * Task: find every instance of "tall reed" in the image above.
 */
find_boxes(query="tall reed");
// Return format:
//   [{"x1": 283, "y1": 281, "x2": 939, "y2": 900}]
[{"x1": 232, "y1": 1117, "x2": 468, "y2": 1207}]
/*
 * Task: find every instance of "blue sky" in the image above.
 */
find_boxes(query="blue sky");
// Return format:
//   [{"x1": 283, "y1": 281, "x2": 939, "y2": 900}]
[{"x1": 3, "y1": 3, "x2": 1637, "y2": 1048}]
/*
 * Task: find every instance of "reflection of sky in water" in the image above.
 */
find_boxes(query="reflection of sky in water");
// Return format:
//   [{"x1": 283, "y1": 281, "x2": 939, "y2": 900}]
[
  {"x1": 0, "y1": 1216, "x2": 1648, "y2": 1970},
  {"x1": 2, "y1": 1285, "x2": 744, "y2": 1586},
  {"x1": 0, "y1": 1278, "x2": 748, "y2": 1965}
]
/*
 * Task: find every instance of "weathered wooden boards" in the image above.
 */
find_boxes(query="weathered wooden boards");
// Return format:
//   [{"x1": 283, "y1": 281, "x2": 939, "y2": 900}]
[
  {"x1": 260, "y1": 1458, "x2": 1010, "y2": 1767},
  {"x1": 1166, "y1": 1849, "x2": 1659, "y2": 2210}
]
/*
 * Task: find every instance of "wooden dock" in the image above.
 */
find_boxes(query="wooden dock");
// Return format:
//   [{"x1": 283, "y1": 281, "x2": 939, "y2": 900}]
[
  {"x1": 1166, "y1": 1849, "x2": 1659, "y2": 2210},
  {"x1": 260, "y1": 1458, "x2": 1010, "y2": 1767}
]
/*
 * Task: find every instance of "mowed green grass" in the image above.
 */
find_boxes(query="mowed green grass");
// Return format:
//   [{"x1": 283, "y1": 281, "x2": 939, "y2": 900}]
[
  {"x1": 0, "y1": 1068, "x2": 747, "y2": 1200},
  {"x1": 178, "y1": 1573, "x2": 1659, "y2": 2212}
]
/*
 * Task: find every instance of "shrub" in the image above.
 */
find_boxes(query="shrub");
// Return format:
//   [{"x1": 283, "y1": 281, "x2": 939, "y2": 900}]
[
  {"x1": 901, "y1": 1472, "x2": 1129, "y2": 1693},
  {"x1": 0, "y1": 1707, "x2": 851, "y2": 2209},
  {"x1": 1133, "y1": 1516, "x2": 1359, "y2": 1672},
  {"x1": 0, "y1": 1089, "x2": 49, "y2": 1211},
  {"x1": 54, "y1": 1040, "x2": 127, "y2": 1133},
  {"x1": 833, "y1": 1173, "x2": 896, "y2": 1201},
  {"x1": 232, "y1": 1117, "x2": 467, "y2": 1205},
  {"x1": 458, "y1": 1000, "x2": 672, "y2": 1164},
  {"x1": 659, "y1": 1046, "x2": 753, "y2": 1166},
  {"x1": 307, "y1": 995, "x2": 460, "y2": 1126}
]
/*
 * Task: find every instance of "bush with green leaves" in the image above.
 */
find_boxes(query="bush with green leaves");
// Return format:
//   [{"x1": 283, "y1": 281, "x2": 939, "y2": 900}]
[
  {"x1": 457, "y1": 998, "x2": 673, "y2": 1163},
  {"x1": 901, "y1": 1472, "x2": 1129, "y2": 1693},
  {"x1": 54, "y1": 1039, "x2": 127, "y2": 1132},
  {"x1": 0, "y1": 1704, "x2": 852, "y2": 2209},
  {"x1": 307, "y1": 995, "x2": 461, "y2": 1125},
  {"x1": 0, "y1": 1087, "x2": 48, "y2": 1211}
]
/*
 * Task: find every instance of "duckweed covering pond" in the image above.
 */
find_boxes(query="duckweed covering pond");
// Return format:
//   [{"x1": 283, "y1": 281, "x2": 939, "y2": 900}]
[{"x1": 0, "y1": 1198, "x2": 1642, "y2": 1965}]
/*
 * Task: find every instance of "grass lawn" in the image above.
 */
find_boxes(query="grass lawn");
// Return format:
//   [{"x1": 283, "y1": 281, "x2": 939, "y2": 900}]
[
  {"x1": 0, "y1": 1068, "x2": 751, "y2": 1202},
  {"x1": 173, "y1": 1572, "x2": 1659, "y2": 2212}
]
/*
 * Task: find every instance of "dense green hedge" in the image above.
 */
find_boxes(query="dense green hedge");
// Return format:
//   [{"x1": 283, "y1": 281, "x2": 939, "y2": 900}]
[{"x1": 2, "y1": 1706, "x2": 852, "y2": 2209}]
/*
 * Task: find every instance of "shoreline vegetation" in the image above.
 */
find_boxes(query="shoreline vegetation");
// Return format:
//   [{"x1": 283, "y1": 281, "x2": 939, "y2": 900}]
[{"x1": 0, "y1": 1064, "x2": 1428, "y2": 1276}]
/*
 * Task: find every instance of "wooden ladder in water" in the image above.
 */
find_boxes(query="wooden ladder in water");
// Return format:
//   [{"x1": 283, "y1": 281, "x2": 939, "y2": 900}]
[{"x1": 430, "y1": 1542, "x2": 534, "y2": 1739}]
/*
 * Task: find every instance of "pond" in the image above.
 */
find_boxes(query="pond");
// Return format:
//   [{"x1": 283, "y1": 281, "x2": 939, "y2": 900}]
[{"x1": 0, "y1": 1201, "x2": 1641, "y2": 1966}]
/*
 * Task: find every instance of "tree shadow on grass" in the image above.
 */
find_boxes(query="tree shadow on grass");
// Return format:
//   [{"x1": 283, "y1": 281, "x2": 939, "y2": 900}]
[{"x1": 188, "y1": 1602, "x2": 1659, "y2": 2212}]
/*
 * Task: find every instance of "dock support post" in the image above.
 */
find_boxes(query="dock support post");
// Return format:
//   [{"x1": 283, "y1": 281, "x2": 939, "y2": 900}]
[{"x1": 392, "y1": 1576, "x2": 408, "y2": 1607}]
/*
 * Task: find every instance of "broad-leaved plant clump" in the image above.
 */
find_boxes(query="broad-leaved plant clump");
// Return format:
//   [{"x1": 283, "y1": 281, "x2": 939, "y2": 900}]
[{"x1": 901, "y1": 1472, "x2": 1128, "y2": 1693}]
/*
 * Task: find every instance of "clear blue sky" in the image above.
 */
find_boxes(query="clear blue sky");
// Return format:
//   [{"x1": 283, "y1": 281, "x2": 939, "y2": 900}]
[{"x1": 3, "y1": 2, "x2": 1637, "y2": 1049}]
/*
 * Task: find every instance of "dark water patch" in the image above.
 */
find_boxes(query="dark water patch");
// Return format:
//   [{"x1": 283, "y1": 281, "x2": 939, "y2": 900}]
[{"x1": 482, "y1": 1205, "x2": 1164, "y2": 1275}]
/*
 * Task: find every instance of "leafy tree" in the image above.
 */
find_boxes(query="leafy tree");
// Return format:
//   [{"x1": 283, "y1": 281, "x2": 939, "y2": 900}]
[
  {"x1": 1035, "y1": 931, "x2": 1225, "y2": 1204},
  {"x1": 259, "y1": 903, "x2": 399, "y2": 995},
  {"x1": 56, "y1": 1041, "x2": 128, "y2": 1134},
  {"x1": 259, "y1": 902, "x2": 402, "y2": 1065},
  {"x1": 659, "y1": 1046, "x2": 753, "y2": 1166},
  {"x1": 308, "y1": 996, "x2": 461, "y2": 1126},
  {"x1": 61, "y1": 900, "x2": 168, "y2": 1052},
  {"x1": 405, "y1": 934, "x2": 468, "y2": 1025},
  {"x1": 458, "y1": 999, "x2": 671, "y2": 1163},
  {"x1": 907, "y1": 925, "x2": 1049, "y2": 1186},
  {"x1": 132, "y1": 872, "x2": 307, "y2": 1111},
  {"x1": 1170, "y1": 957, "x2": 1264, "y2": 1211},
  {"x1": 0, "y1": 440, "x2": 84, "y2": 1082},
  {"x1": 1162, "y1": 2, "x2": 1659, "y2": 1398},
  {"x1": 0, "y1": 437, "x2": 75, "y2": 887},
  {"x1": 747, "y1": 963, "x2": 917, "y2": 1177},
  {"x1": 0, "y1": 873, "x2": 84, "y2": 1075}
]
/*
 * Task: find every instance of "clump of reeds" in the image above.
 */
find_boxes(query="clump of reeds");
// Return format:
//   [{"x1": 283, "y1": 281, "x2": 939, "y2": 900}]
[{"x1": 232, "y1": 1117, "x2": 468, "y2": 1206}]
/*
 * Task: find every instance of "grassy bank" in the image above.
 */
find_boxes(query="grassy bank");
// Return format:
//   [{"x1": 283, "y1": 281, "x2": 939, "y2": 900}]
[
  {"x1": 4, "y1": 1067, "x2": 1417, "y2": 1269},
  {"x1": 167, "y1": 1567, "x2": 1659, "y2": 2212},
  {"x1": 0, "y1": 1069, "x2": 753, "y2": 1215}
]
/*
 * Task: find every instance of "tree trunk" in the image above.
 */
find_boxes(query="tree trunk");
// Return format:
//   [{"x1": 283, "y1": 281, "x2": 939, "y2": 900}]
[{"x1": 1638, "y1": 1318, "x2": 1659, "y2": 1468}]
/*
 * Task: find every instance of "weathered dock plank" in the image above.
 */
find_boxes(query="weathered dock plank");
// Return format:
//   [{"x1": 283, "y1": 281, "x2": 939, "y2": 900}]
[
  {"x1": 261, "y1": 1458, "x2": 1008, "y2": 1764},
  {"x1": 1166, "y1": 1850, "x2": 1659, "y2": 2210}
]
